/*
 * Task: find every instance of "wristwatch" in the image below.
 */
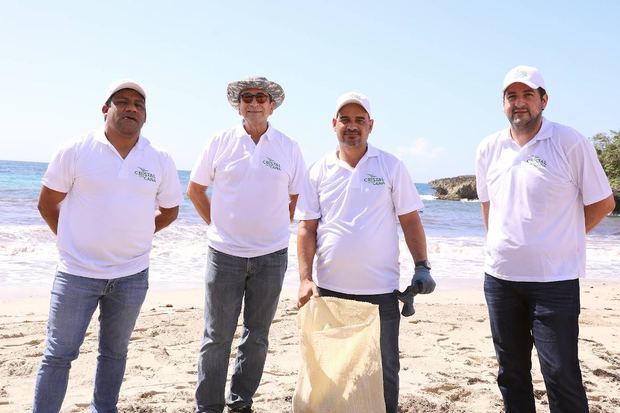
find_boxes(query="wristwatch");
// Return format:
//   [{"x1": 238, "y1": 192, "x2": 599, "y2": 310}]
[{"x1": 414, "y1": 260, "x2": 431, "y2": 270}]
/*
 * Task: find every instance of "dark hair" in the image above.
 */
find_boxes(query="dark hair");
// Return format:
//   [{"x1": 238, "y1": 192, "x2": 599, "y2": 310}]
[
  {"x1": 537, "y1": 87, "x2": 547, "y2": 98},
  {"x1": 503, "y1": 86, "x2": 547, "y2": 99},
  {"x1": 105, "y1": 89, "x2": 146, "y2": 106}
]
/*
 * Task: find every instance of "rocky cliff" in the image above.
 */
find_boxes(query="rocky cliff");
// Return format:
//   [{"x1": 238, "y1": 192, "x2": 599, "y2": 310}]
[
  {"x1": 429, "y1": 176, "x2": 619, "y2": 214},
  {"x1": 428, "y1": 175, "x2": 478, "y2": 201}
]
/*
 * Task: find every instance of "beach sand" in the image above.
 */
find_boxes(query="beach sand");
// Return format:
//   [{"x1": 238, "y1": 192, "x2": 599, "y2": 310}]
[{"x1": 1, "y1": 280, "x2": 619, "y2": 413}]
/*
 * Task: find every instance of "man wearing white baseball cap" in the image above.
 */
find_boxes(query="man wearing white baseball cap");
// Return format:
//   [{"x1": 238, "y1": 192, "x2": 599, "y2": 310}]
[
  {"x1": 296, "y1": 91, "x2": 435, "y2": 413},
  {"x1": 33, "y1": 79, "x2": 182, "y2": 413},
  {"x1": 476, "y1": 65, "x2": 615, "y2": 412}
]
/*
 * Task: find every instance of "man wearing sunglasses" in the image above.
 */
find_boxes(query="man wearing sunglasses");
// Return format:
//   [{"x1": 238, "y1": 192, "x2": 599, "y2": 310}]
[
  {"x1": 295, "y1": 92, "x2": 435, "y2": 413},
  {"x1": 188, "y1": 76, "x2": 306, "y2": 413},
  {"x1": 33, "y1": 80, "x2": 182, "y2": 413},
  {"x1": 476, "y1": 66, "x2": 615, "y2": 412}
]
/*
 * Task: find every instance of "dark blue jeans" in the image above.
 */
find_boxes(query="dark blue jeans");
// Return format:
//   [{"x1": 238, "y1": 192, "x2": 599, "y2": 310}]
[
  {"x1": 318, "y1": 287, "x2": 400, "y2": 413},
  {"x1": 484, "y1": 274, "x2": 588, "y2": 413},
  {"x1": 196, "y1": 247, "x2": 288, "y2": 413}
]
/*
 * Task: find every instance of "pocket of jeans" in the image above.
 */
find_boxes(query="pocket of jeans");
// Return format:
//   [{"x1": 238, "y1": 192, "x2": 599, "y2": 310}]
[{"x1": 135, "y1": 268, "x2": 150, "y2": 289}]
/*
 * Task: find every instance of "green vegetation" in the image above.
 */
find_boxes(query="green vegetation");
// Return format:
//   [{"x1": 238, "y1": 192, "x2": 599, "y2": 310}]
[
  {"x1": 591, "y1": 130, "x2": 620, "y2": 189},
  {"x1": 592, "y1": 130, "x2": 620, "y2": 214}
]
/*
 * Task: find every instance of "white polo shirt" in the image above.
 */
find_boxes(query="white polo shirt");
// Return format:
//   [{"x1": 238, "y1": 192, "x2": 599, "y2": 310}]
[
  {"x1": 190, "y1": 123, "x2": 306, "y2": 257},
  {"x1": 296, "y1": 145, "x2": 424, "y2": 294},
  {"x1": 42, "y1": 129, "x2": 183, "y2": 279},
  {"x1": 476, "y1": 118, "x2": 612, "y2": 282}
]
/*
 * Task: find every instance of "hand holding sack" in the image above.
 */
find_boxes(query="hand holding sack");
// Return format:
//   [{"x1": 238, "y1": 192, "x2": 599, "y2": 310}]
[{"x1": 293, "y1": 296, "x2": 386, "y2": 413}]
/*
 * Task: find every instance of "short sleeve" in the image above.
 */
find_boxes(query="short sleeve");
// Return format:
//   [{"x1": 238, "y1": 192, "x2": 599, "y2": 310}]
[
  {"x1": 288, "y1": 141, "x2": 307, "y2": 195},
  {"x1": 190, "y1": 136, "x2": 218, "y2": 187},
  {"x1": 565, "y1": 136, "x2": 612, "y2": 206},
  {"x1": 156, "y1": 153, "x2": 183, "y2": 208},
  {"x1": 295, "y1": 162, "x2": 321, "y2": 221},
  {"x1": 390, "y1": 160, "x2": 423, "y2": 216},
  {"x1": 42, "y1": 143, "x2": 77, "y2": 193},
  {"x1": 475, "y1": 140, "x2": 490, "y2": 202}
]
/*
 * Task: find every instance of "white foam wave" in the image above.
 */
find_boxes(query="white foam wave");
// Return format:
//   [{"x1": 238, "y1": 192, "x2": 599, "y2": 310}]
[{"x1": 1, "y1": 225, "x2": 618, "y2": 298}]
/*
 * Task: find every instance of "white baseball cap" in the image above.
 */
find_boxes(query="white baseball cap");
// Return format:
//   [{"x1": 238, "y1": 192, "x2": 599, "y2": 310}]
[
  {"x1": 335, "y1": 91, "x2": 372, "y2": 117},
  {"x1": 502, "y1": 65, "x2": 546, "y2": 92},
  {"x1": 104, "y1": 79, "x2": 146, "y2": 103}
]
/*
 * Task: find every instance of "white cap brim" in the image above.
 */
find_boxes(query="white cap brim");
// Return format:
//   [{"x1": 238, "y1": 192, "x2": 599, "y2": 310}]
[
  {"x1": 335, "y1": 92, "x2": 372, "y2": 117},
  {"x1": 105, "y1": 80, "x2": 146, "y2": 103}
]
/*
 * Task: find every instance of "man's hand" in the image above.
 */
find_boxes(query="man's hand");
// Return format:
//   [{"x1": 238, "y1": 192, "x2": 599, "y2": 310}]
[
  {"x1": 297, "y1": 279, "x2": 319, "y2": 309},
  {"x1": 412, "y1": 266, "x2": 436, "y2": 294}
]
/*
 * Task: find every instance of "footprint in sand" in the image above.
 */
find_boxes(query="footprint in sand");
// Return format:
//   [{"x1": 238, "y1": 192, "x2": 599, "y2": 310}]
[
  {"x1": 466, "y1": 376, "x2": 488, "y2": 385},
  {"x1": 592, "y1": 368, "x2": 620, "y2": 382},
  {"x1": 4, "y1": 338, "x2": 43, "y2": 347},
  {"x1": 448, "y1": 388, "x2": 472, "y2": 402},
  {"x1": 0, "y1": 332, "x2": 25, "y2": 339},
  {"x1": 140, "y1": 390, "x2": 165, "y2": 399},
  {"x1": 423, "y1": 383, "x2": 461, "y2": 393}
]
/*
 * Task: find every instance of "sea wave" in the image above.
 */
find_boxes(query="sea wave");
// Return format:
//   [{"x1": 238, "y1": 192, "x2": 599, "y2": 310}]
[{"x1": 2, "y1": 224, "x2": 618, "y2": 298}]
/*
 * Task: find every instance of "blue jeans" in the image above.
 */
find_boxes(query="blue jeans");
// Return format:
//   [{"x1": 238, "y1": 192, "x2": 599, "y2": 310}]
[
  {"x1": 318, "y1": 288, "x2": 401, "y2": 413},
  {"x1": 196, "y1": 247, "x2": 288, "y2": 413},
  {"x1": 484, "y1": 274, "x2": 588, "y2": 413},
  {"x1": 32, "y1": 269, "x2": 149, "y2": 413}
]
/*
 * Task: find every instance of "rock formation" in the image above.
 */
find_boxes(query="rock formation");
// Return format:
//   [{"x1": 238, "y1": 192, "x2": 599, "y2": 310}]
[
  {"x1": 429, "y1": 175, "x2": 478, "y2": 201},
  {"x1": 429, "y1": 176, "x2": 619, "y2": 214}
]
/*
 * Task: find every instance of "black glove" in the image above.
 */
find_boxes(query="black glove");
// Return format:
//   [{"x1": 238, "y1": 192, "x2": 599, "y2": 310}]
[
  {"x1": 411, "y1": 266, "x2": 436, "y2": 294},
  {"x1": 394, "y1": 280, "x2": 423, "y2": 317},
  {"x1": 394, "y1": 266, "x2": 436, "y2": 316}
]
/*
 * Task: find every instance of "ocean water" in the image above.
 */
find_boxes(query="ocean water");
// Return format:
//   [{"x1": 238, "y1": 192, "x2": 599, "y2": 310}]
[{"x1": 1, "y1": 160, "x2": 619, "y2": 298}]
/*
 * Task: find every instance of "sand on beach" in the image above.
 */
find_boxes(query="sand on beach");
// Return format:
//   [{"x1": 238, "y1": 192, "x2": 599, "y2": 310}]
[{"x1": 1, "y1": 281, "x2": 619, "y2": 413}]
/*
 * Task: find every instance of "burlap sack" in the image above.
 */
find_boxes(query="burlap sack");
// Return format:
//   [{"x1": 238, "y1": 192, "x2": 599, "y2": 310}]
[{"x1": 292, "y1": 296, "x2": 386, "y2": 413}]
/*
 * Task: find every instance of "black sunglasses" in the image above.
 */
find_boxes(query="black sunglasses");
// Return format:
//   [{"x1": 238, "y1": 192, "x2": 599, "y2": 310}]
[{"x1": 240, "y1": 92, "x2": 270, "y2": 104}]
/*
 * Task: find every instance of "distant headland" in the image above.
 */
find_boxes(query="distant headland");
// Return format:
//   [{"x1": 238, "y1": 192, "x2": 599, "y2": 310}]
[
  {"x1": 428, "y1": 175, "x2": 477, "y2": 201},
  {"x1": 429, "y1": 174, "x2": 620, "y2": 215}
]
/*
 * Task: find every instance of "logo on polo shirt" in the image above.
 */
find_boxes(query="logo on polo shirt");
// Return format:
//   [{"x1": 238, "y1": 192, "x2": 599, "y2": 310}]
[
  {"x1": 262, "y1": 157, "x2": 281, "y2": 171},
  {"x1": 363, "y1": 174, "x2": 385, "y2": 185},
  {"x1": 134, "y1": 167, "x2": 156, "y2": 182},
  {"x1": 525, "y1": 155, "x2": 547, "y2": 170}
]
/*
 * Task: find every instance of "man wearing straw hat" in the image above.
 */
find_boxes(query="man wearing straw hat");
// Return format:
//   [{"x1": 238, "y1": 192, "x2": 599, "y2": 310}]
[
  {"x1": 188, "y1": 76, "x2": 306, "y2": 413},
  {"x1": 296, "y1": 91, "x2": 436, "y2": 413},
  {"x1": 476, "y1": 65, "x2": 615, "y2": 412},
  {"x1": 33, "y1": 79, "x2": 182, "y2": 412}
]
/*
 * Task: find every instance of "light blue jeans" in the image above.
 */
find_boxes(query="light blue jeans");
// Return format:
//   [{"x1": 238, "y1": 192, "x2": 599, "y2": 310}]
[
  {"x1": 32, "y1": 269, "x2": 149, "y2": 413},
  {"x1": 195, "y1": 247, "x2": 288, "y2": 413}
]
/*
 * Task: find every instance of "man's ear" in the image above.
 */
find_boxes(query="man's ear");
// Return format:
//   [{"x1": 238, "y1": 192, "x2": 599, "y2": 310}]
[{"x1": 102, "y1": 104, "x2": 109, "y2": 120}]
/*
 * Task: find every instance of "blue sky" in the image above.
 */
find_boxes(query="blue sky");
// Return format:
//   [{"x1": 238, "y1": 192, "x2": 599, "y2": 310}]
[{"x1": 1, "y1": 1, "x2": 618, "y2": 181}]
